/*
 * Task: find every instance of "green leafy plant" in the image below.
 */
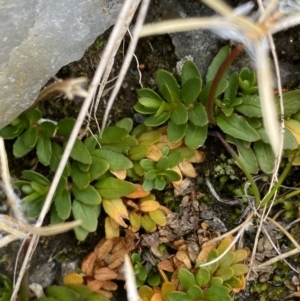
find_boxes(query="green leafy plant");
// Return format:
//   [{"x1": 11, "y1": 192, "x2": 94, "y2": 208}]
[
  {"x1": 131, "y1": 253, "x2": 161, "y2": 287},
  {"x1": 0, "y1": 273, "x2": 28, "y2": 301},
  {"x1": 167, "y1": 237, "x2": 249, "y2": 301}
]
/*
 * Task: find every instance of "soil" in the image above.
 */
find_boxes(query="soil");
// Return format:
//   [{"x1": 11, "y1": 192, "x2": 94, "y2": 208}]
[{"x1": 1, "y1": 1, "x2": 300, "y2": 301}]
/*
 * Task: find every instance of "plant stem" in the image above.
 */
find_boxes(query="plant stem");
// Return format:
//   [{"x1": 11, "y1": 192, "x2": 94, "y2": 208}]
[
  {"x1": 272, "y1": 189, "x2": 300, "y2": 206},
  {"x1": 260, "y1": 158, "x2": 294, "y2": 207},
  {"x1": 215, "y1": 132, "x2": 261, "y2": 205},
  {"x1": 206, "y1": 44, "x2": 244, "y2": 125}
]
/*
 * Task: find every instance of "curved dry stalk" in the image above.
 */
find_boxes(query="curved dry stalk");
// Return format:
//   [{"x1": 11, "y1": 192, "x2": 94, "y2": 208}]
[
  {"x1": 10, "y1": 1, "x2": 142, "y2": 300},
  {"x1": 101, "y1": 0, "x2": 150, "y2": 132},
  {"x1": 254, "y1": 247, "x2": 300, "y2": 269}
]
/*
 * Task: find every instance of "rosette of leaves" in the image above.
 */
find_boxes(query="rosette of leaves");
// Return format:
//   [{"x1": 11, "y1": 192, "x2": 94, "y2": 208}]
[
  {"x1": 33, "y1": 284, "x2": 109, "y2": 301},
  {"x1": 0, "y1": 109, "x2": 57, "y2": 165},
  {"x1": 167, "y1": 237, "x2": 249, "y2": 301},
  {"x1": 132, "y1": 253, "x2": 161, "y2": 287},
  {"x1": 134, "y1": 60, "x2": 208, "y2": 149},
  {"x1": 128, "y1": 194, "x2": 167, "y2": 232},
  {"x1": 140, "y1": 149, "x2": 182, "y2": 191}
]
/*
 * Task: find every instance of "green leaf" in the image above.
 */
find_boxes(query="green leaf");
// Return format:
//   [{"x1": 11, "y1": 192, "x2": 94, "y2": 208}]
[
  {"x1": 164, "y1": 170, "x2": 181, "y2": 182},
  {"x1": 36, "y1": 135, "x2": 52, "y2": 166},
  {"x1": 168, "y1": 152, "x2": 182, "y2": 168},
  {"x1": 224, "y1": 276, "x2": 243, "y2": 289},
  {"x1": 155, "y1": 176, "x2": 166, "y2": 190},
  {"x1": 167, "y1": 292, "x2": 191, "y2": 301},
  {"x1": 218, "y1": 251, "x2": 236, "y2": 268},
  {"x1": 138, "y1": 130, "x2": 162, "y2": 146},
  {"x1": 99, "y1": 126, "x2": 129, "y2": 144},
  {"x1": 224, "y1": 72, "x2": 238, "y2": 101},
  {"x1": 74, "y1": 225, "x2": 89, "y2": 241},
  {"x1": 72, "y1": 185, "x2": 102, "y2": 205},
  {"x1": 143, "y1": 179, "x2": 155, "y2": 191},
  {"x1": 115, "y1": 118, "x2": 133, "y2": 132},
  {"x1": 22, "y1": 193, "x2": 45, "y2": 218},
  {"x1": 72, "y1": 200, "x2": 99, "y2": 232},
  {"x1": 171, "y1": 102, "x2": 188, "y2": 125},
  {"x1": 235, "y1": 138, "x2": 259, "y2": 174},
  {"x1": 204, "y1": 285, "x2": 231, "y2": 301},
  {"x1": 205, "y1": 249, "x2": 218, "y2": 275},
  {"x1": 140, "y1": 159, "x2": 156, "y2": 171},
  {"x1": 25, "y1": 109, "x2": 42, "y2": 123},
  {"x1": 145, "y1": 170, "x2": 158, "y2": 181},
  {"x1": 34, "y1": 298, "x2": 57, "y2": 301},
  {"x1": 209, "y1": 277, "x2": 223, "y2": 286},
  {"x1": 50, "y1": 207, "x2": 64, "y2": 225},
  {"x1": 65, "y1": 285, "x2": 93, "y2": 301},
  {"x1": 216, "y1": 113, "x2": 260, "y2": 142},
  {"x1": 13, "y1": 134, "x2": 33, "y2": 158},
  {"x1": 167, "y1": 121, "x2": 187, "y2": 143},
  {"x1": 54, "y1": 190, "x2": 71, "y2": 220},
  {"x1": 71, "y1": 161, "x2": 90, "y2": 190},
  {"x1": 70, "y1": 139, "x2": 92, "y2": 165},
  {"x1": 45, "y1": 286, "x2": 79, "y2": 301},
  {"x1": 39, "y1": 121, "x2": 57, "y2": 137},
  {"x1": 253, "y1": 141, "x2": 275, "y2": 174},
  {"x1": 284, "y1": 128, "x2": 298, "y2": 150},
  {"x1": 84, "y1": 136, "x2": 98, "y2": 152},
  {"x1": 138, "y1": 88, "x2": 164, "y2": 101},
  {"x1": 188, "y1": 102, "x2": 208, "y2": 126},
  {"x1": 57, "y1": 117, "x2": 76, "y2": 138},
  {"x1": 144, "y1": 111, "x2": 172, "y2": 127},
  {"x1": 195, "y1": 267, "x2": 210, "y2": 287},
  {"x1": 77, "y1": 162, "x2": 90, "y2": 172},
  {"x1": 0, "y1": 123, "x2": 26, "y2": 139},
  {"x1": 214, "y1": 267, "x2": 234, "y2": 281},
  {"x1": 185, "y1": 124, "x2": 207, "y2": 148},
  {"x1": 92, "y1": 149, "x2": 132, "y2": 171},
  {"x1": 156, "y1": 70, "x2": 180, "y2": 103},
  {"x1": 206, "y1": 45, "x2": 231, "y2": 83},
  {"x1": 199, "y1": 79, "x2": 228, "y2": 106},
  {"x1": 247, "y1": 118, "x2": 261, "y2": 129},
  {"x1": 84, "y1": 293, "x2": 110, "y2": 301},
  {"x1": 95, "y1": 177, "x2": 136, "y2": 199},
  {"x1": 281, "y1": 90, "x2": 300, "y2": 117},
  {"x1": 139, "y1": 97, "x2": 163, "y2": 109},
  {"x1": 22, "y1": 170, "x2": 50, "y2": 186},
  {"x1": 230, "y1": 263, "x2": 248, "y2": 276},
  {"x1": 157, "y1": 156, "x2": 169, "y2": 171},
  {"x1": 134, "y1": 103, "x2": 157, "y2": 114},
  {"x1": 31, "y1": 181, "x2": 48, "y2": 195},
  {"x1": 147, "y1": 273, "x2": 161, "y2": 287},
  {"x1": 234, "y1": 95, "x2": 262, "y2": 117},
  {"x1": 181, "y1": 60, "x2": 201, "y2": 85},
  {"x1": 181, "y1": 77, "x2": 202, "y2": 106},
  {"x1": 178, "y1": 268, "x2": 196, "y2": 290},
  {"x1": 89, "y1": 156, "x2": 110, "y2": 181},
  {"x1": 187, "y1": 285, "x2": 204, "y2": 300},
  {"x1": 129, "y1": 145, "x2": 149, "y2": 161}
]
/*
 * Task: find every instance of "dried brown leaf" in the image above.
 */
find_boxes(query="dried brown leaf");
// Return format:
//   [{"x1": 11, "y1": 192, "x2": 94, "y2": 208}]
[
  {"x1": 81, "y1": 252, "x2": 96, "y2": 276},
  {"x1": 174, "y1": 251, "x2": 191, "y2": 270},
  {"x1": 94, "y1": 267, "x2": 118, "y2": 281},
  {"x1": 146, "y1": 145, "x2": 162, "y2": 161},
  {"x1": 95, "y1": 239, "x2": 114, "y2": 261},
  {"x1": 126, "y1": 184, "x2": 150, "y2": 199},
  {"x1": 196, "y1": 242, "x2": 217, "y2": 263},
  {"x1": 158, "y1": 260, "x2": 175, "y2": 272},
  {"x1": 156, "y1": 135, "x2": 182, "y2": 149},
  {"x1": 110, "y1": 170, "x2": 127, "y2": 180},
  {"x1": 139, "y1": 200, "x2": 160, "y2": 212},
  {"x1": 101, "y1": 281, "x2": 118, "y2": 291},
  {"x1": 188, "y1": 150, "x2": 205, "y2": 163},
  {"x1": 178, "y1": 161, "x2": 196, "y2": 177},
  {"x1": 107, "y1": 249, "x2": 127, "y2": 269},
  {"x1": 87, "y1": 279, "x2": 104, "y2": 291}
]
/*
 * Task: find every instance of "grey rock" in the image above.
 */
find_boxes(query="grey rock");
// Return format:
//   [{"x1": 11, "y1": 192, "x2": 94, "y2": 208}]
[{"x1": 0, "y1": 0, "x2": 122, "y2": 129}]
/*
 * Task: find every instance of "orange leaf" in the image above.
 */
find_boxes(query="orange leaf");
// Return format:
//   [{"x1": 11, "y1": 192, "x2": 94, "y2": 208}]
[
  {"x1": 63, "y1": 273, "x2": 84, "y2": 285},
  {"x1": 150, "y1": 293, "x2": 162, "y2": 301},
  {"x1": 196, "y1": 242, "x2": 217, "y2": 263},
  {"x1": 101, "y1": 281, "x2": 118, "y2": 291},
  {"x1": 139, "y1": 200, "x2": 160, "y2": 212},
  {"x1": 170, "y1": 166, "x2": 182, "y2": 186},
  {"x1": 126, "y1": 184, "x2": 150, "y2": 199},
  {"x1": 81, "y1": 252, "x2": 96, "y2": 276}
]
